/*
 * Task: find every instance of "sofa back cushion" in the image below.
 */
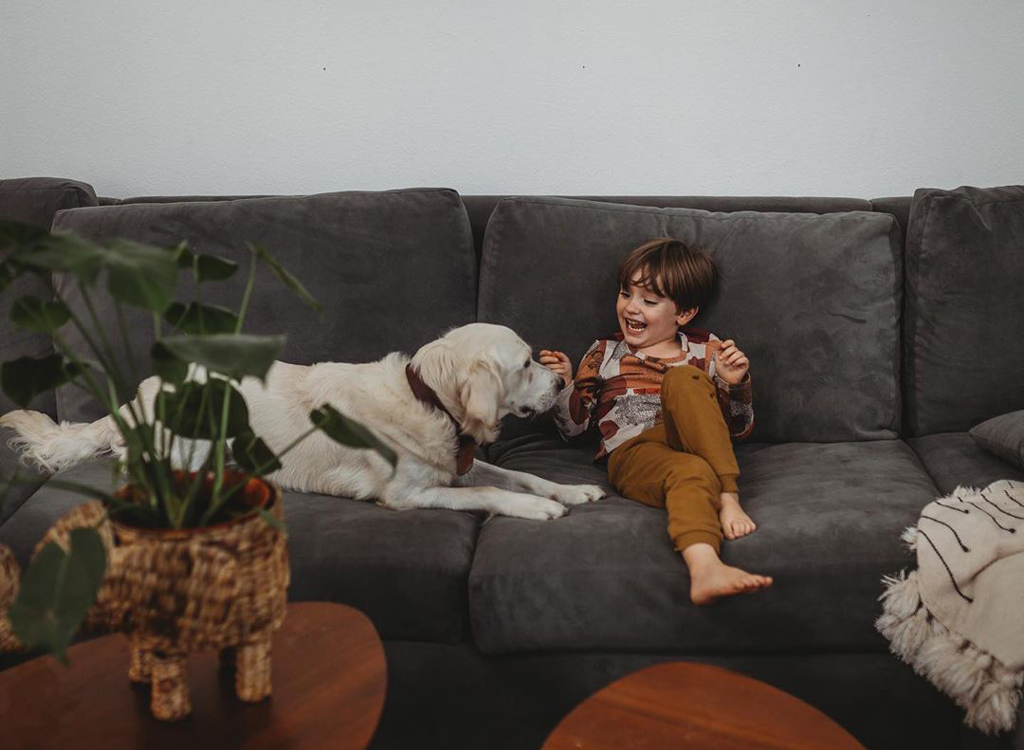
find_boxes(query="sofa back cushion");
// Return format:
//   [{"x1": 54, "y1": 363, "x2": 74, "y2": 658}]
[
  {"x1": 904, "y1": 185, "x2": 1024, "y2": 436},
  {"x1": 50, "y1": 188, "x2": 475, "y2": 421},
  {"x1": 0, "y1": 178, "x2": 98, "y2": 417},
  {"x1": 478, "y1": 197, "x2": 902, "y2": 443}
]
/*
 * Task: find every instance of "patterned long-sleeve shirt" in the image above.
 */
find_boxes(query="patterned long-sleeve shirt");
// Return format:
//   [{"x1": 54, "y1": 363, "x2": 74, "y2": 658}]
[{"x1": 553, "y1": 328, "x2": 754, "y2": 461}]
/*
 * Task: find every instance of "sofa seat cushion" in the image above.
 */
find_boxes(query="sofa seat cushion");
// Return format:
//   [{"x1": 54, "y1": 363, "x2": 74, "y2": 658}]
[
  {"x1": 0, "y1": 460, "x2": 479, "y2": 643},
  {"x1": 469, "y1": 438, "x2": 937, "y2": 655},
  {"x1": 908, "y1": 432, "x2": 1024, "y2": 496},
  {"x1": 50, "y1": 188, "x2": 476, "y2": 422},
  {"x1": 477, "y1": 197, "x2": 903, "y2": 443}
]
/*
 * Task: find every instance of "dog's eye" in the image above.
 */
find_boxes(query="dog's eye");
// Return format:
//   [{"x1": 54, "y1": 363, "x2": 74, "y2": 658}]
[{"x1": 523, "y1": 360, "x2": 530, "y2": 369}]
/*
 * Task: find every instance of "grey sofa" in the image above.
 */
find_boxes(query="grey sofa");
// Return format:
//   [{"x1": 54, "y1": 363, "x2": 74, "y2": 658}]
[{"x1": 1, "y1": 177, "x2": 1022, "y2": 750}]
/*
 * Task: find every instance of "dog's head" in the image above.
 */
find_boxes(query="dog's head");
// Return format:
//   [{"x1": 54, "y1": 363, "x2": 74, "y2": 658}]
[{"x1": 411, "y1": 323, "x2": 563, "y2": 445}]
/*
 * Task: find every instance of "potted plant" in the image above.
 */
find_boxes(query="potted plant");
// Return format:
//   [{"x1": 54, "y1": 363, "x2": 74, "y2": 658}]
[{"x1": 0, "y1": 220, "x2": 396, "y2": 719}]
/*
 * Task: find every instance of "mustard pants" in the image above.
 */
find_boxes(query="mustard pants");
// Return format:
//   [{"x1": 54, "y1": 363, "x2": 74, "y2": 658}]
[{"x1": 607, "y1": 365, "x2": 740, "y2": 554}]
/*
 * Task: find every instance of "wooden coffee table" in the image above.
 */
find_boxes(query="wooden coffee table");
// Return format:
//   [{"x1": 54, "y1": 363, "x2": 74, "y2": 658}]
[
  {"x1": 0, "y1": 602, "x2": 386, "y2": 750},
  {"x1": 543, "y1": 662, "x2": 867, "y2": 750}
]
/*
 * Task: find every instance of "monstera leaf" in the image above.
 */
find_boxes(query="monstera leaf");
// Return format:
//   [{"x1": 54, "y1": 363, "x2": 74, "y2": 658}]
[
  {"x1": 164, "y1": 302, "x2": 239, "y2": 335},
  {"x1": 102, "y1": 240, "x2": 179, "y2": 312},
  {"x1": 172, "y1": 246, "x2": 238, "y2": 282},
  {"x1": 10, "y1": 296, "x2": 71, "y2": 334},
  {"x1": 311, "y1": 404, "x2": 398, "y2": 467},
  {"x1": 158, "y1": 334, "x2": 284, "y2": 382},
  {"x1": 232, "y1": 429, "x2": 282, "y2": 475},
  {"x1": 7, "y1": 528, "x2": 107, "y2": 663},
  {"x1": 0, "y1": 355, "x2": 85, "y2": 408},
  {"x1": 158, "y1": 380, "x2": 251, "y2": 440}
]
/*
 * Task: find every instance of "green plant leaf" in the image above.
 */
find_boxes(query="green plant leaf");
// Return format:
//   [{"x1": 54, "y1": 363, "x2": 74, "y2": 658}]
[
  {"x1": 257, "y1": 508, "x2": 286, "y2": 532},
  {"x1": 151, "y1": 341, "x2": 188, "y2": 385},
  {"x1": 159, "y1": 334, "x2": 284, "y2": 382},
  {"x1": 14, "y1": 233, "x2": 105, "y2": 285},
  {"x1": 310, "y1": 404, "x2": 397, "y2": 466},
  {"x1": 164, "y1": 301, "x2": 239, "y2": 335},
  {"x1": 121, "y1": 423, "x2": 156, "y2": 465},
  {"x1": 0, "y1": 259, "x2": 16, "y2": 295},
  {"x1": 248, "y1": 243, "x2": 323, "y2": 314},
  {"x1": 195, "y1": 253, "x2": 238, "y2": 282},
  {"x1": 103, "y1": 240, "x2": 179, "y2": 312},
  {"x1": 166, "y1": 242, "x2": 192, "y2": 268},
  {"x1": 0, "y1": 222, "x2": 53, "y2": 293},
  {"x1": 10, "y1": 296, "x2": 71, "y2": 333},
  {"x1": 232, "y1": 429, "x2": 282, "y2": 474},
  {"x1": 159, "y1": 380, "x2": 251, "y2": 439},
  {"x1": 171, "y1": 246, "x2": 239, "y2": 283},
  {"x1": 7, "y1": 527, "x2": 107, "y2": 663},
  {"x1": 0, "y1": 220, "x2": 49, "y2": 254},
  {"x1": 1, "y1": 355, "x2": 85, "y2": 408}
]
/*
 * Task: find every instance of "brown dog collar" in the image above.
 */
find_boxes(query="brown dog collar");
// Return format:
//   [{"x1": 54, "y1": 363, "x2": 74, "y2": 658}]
[{"x1": 405, "y1": 363, "x2": 477, "y2": 475}]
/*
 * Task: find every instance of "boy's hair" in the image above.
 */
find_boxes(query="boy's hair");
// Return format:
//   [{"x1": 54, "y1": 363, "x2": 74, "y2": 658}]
[{"x1": 617, "y1": 238, "x2": 718, "y2": 313}]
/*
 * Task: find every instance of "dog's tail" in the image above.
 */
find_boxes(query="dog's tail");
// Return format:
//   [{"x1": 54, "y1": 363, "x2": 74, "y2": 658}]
[{"x1": 0, "y1": 410, "x2": 122, "y2": 473}]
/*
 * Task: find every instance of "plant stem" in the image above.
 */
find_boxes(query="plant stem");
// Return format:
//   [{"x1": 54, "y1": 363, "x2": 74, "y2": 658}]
[
  {"x1": 267, "y1": 424, "x2": 317, "y2": 467},
  {"x1": 236, "y1": 253, "x2": 257, "y2": 333},
  {"x1": 206, "y1": 423, "x2": 318, "y2": 513},
  {"x1": 50, "y1": 325, "x2": 150, "y2": 495},
  {"x1": 194, "y1": 254, "x2": 256, "y2": 526},
  {"x1": 74, "y1": 285, "x2": 161, "y2": 497},
  {"x1": 115, "y1": 299, "x2": 140, "y2": 391},
  {"x1": 176, "y1": 376, "x2": 212, "y2": 528},
  {"x1": 78, "y1": 284, "x2": 134, "y2": 400},
  {"x1": 209, "y1": 378, "x2": 232, "y2": 508}
]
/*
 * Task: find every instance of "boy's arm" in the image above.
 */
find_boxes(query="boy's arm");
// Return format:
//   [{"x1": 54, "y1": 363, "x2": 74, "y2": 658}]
[
  {"x1": 552, "y1": 340, "x2": 605, "y2": 440},
  {"x1": 715, "y1": 374, "x2": 754, "y2": 441},
  {"x1": 707, "y1": 334, "x2": 755, "y2": 441}
]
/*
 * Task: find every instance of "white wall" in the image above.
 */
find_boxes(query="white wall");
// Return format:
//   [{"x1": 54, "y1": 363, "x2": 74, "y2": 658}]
[{"x1": 2, "y1": 0, "x2": 1022, "y2": 198}]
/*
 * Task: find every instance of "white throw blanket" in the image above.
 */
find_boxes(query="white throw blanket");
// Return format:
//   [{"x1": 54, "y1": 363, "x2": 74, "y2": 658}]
[{"x1": 877, "y1": 480, "x2": 1024, "y2": 734}]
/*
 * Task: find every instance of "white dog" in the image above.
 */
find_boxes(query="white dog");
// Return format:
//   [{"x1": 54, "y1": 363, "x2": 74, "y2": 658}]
[{"x1": 1, "y1": 323, "x2": 606, "y2": 520}]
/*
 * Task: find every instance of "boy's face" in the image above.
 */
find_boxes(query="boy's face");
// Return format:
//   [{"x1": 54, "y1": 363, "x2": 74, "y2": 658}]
[{"x1": 617, "y1": 272, "x2": 696, "y2": 350}]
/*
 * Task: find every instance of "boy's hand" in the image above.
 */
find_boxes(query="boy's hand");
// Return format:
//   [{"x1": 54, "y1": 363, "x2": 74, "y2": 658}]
[
  {"x1": 714, "y1": 339, "x2": 750, "y2": 385},
  {"x1": 539, "y1": 349, "x2": 573, "y2": 388}
]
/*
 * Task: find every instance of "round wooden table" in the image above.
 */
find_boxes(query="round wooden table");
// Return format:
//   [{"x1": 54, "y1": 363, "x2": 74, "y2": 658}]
[
  {"x1": 0, "y1": 602, "x2": 386, "y2": 750},
  {"x1": 543, "y1": 662, "x2": 867, "y2": 750}
]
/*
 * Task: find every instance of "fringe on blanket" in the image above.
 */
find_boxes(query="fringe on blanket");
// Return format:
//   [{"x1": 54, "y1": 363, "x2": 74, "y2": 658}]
[{"x1": 876, "y1": 526, "x2": 1023, "y2": 735}]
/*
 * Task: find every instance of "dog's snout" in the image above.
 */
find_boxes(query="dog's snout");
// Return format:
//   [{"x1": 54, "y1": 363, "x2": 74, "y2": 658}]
[{"x1": 550, "y1": 379, "x2": 562, "y2": 397}]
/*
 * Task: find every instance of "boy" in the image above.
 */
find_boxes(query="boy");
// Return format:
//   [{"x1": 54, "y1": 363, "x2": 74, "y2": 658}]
[{"x1": 540, "y1": 238, "x2": 772, "y2": 605}]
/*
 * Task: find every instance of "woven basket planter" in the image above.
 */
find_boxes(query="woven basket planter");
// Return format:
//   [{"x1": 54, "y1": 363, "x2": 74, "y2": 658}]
[
  {"x1": 103, "y1": 474, "x2": 290, "y2": 720},
  {"x1": 0, "y1": 473, "x2": 290, "y2": 720}
]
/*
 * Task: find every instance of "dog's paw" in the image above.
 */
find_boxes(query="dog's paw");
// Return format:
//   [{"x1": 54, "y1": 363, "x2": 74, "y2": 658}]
[
  {"x1": 512, "y1": 496, "x2": 568, "y2": 520},
  {"x1": 551, "y1": 483, "x2": 607, "y2": 506}
]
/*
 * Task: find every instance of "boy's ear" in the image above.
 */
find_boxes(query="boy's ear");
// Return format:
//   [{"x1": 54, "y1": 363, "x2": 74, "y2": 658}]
[{"x1": 676, "y1": 307, "x2": 699, "y2": 326}]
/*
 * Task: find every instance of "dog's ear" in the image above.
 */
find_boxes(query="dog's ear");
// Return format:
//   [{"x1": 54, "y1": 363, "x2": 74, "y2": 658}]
[
  {"x1": 413, "y1": 339, "x2": 459, "y2": 386},
  {"x1": 461, "y1": 360, "x2": 503, "y2": 444}
]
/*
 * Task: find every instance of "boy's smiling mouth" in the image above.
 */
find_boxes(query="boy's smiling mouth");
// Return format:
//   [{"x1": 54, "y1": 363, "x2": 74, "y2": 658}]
[{"x1": 624, "y1": 318, "x2": 647, "y2": 333}]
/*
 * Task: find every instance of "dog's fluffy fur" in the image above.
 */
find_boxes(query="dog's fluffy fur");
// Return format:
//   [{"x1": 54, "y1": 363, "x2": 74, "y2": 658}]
[{"x1": 1, "y1": 323, "x2": 606, "y2": 520}]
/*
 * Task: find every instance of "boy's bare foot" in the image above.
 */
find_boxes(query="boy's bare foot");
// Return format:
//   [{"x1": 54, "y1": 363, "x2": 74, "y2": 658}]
[
  {"x1": 718, "y1": 491, "x2": 757, "y2": 540},
  {"x1": 682, "y1": 543, "x2": 773, "y2": 606}
]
